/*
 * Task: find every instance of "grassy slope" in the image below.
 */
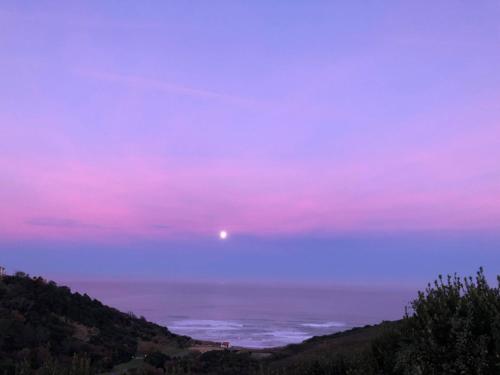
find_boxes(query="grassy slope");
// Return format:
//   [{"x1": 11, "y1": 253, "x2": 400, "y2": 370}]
[{"x1": 264, "y1": 322, "x2": 398, "y2": 369}]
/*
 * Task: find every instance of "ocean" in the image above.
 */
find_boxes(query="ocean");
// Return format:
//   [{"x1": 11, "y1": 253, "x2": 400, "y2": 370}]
[{"x1": 66, "y1": 280, "x2": 414, "y2": 348}]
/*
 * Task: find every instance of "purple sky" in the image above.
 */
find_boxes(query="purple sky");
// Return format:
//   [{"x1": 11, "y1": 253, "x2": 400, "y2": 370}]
[{"x1": 1, "y1": 1, "x2": 500, "y2": 285}]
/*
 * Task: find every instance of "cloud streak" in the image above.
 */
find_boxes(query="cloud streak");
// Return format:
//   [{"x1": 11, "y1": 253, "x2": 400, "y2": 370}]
[
  {"x1": 26, "y1": 217, "x2": 83, "y2": 228},
  {"x1": 77, "y1": 70, "x2": 258, "y2": 107}
]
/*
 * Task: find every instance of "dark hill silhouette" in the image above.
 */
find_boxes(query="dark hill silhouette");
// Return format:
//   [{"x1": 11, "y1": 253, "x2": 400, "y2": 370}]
[
  {"x1": 1, "y1": 269, "x2": 499, "y2": 374},
  {"x1": 0, "y1": 273, "x2": 191, "y2": 374}
]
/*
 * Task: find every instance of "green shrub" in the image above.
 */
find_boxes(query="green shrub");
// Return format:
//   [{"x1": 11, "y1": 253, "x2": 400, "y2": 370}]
[{"x1": 396, "y1": 268, "x2": 500, "y2": 374}]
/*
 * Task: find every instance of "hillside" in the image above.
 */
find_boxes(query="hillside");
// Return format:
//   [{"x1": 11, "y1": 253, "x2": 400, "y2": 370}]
[
  {"x1": 1, "y1": 269, "x2": 498, "y2": 375},
  {"x1": 264, "y1": 321, "x2": 400, "y2": 368},
  {"x1": 0, "y1": 273, "x2": 192, "y2": 374},
  {"x1": 0, "y1": 272, "x2": 390, "y2": 375},
  {"x1": 261, "y1": 268, "x2": 500, "y2": 375}
]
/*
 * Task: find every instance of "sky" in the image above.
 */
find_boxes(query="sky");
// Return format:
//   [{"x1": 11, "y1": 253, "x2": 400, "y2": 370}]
[{"x1": 1, "y1": 1, "x2": 500, "y2": 285}]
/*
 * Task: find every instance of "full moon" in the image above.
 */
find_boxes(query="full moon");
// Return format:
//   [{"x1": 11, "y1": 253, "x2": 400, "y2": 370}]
[{"x1": 219, "y1": 230, "x2": 228, "y2": 240}]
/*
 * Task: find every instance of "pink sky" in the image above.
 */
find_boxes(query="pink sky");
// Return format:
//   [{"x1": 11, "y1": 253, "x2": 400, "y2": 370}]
[{"x1": 1, "y1": 2, "x2": 500, "y2": 282}]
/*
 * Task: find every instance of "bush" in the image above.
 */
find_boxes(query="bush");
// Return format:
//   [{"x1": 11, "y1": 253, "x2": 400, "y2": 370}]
[
  {"x1": 144, "y1": 351, "x2": 170, "y2": 369},
  {"x1": 396, "y1": 268, "x2": 500, "y2": 374}
]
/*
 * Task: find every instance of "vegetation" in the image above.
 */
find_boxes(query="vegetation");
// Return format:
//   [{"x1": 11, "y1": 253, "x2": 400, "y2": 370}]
[
  {"x1": 0, "y1": 273, "x2": 191, "y2": 374},
  {"x1": 397, "y1": 268, "x2": 500, "y2": 374},
  {"x1": 262, "y1": 267, "x2": 500, "y2": 375},
  {"x1": 1, "y1": 268, "x2": 499, "y2": 374}
]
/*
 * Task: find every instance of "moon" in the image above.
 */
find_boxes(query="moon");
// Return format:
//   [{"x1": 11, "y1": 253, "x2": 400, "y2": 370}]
[{"x1": 219, "y1": 230, "x2": 228, "y2": 240}]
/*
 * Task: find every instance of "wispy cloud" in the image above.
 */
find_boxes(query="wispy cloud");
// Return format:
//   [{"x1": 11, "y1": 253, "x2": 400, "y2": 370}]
[
  {"x1": 26, "y1": 217, "x2": 99, "y2": 229},
  {"x1": 0, "y1": 9, "x2": 160, "y2": 30},
  {"x1": 76, "y1": 70, "x2": 257, "y2": 107},
  {"x1": 151, "y1": 224, "x2": 171, "y2": 230}
]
